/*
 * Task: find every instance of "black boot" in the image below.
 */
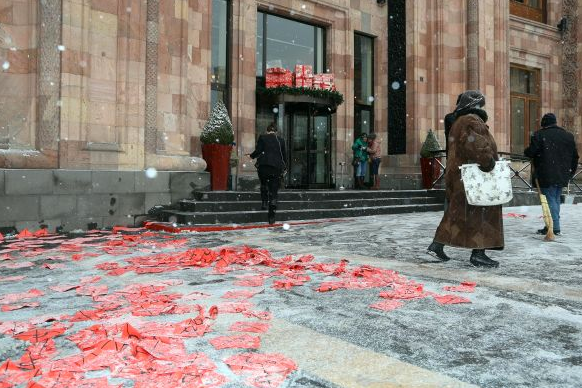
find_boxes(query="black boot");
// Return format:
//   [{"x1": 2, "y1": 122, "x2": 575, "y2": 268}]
[
  {"x1": 261, "y1": 201, "x2": 268, "y2": 210},
  {"x1": 470, "y1": 249, "x2": 499, "y2": 268},
  {"x1": 268, "y1": 200, "x2": 277, "y2": 225},
  {"x1": 427, "y1": 241, "x2": 451, "y2": 262}
]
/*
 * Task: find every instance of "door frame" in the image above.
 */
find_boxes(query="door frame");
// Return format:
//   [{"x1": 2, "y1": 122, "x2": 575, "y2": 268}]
[{"x1": 284, "y1": 103, "x2": 333, "y2": 189}]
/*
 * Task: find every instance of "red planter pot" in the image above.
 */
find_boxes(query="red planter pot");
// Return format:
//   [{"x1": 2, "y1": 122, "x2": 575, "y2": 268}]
[
  {"x1": 201, "y1": 144, "x2": 233, "y2": 191},
  {"x1": 420, "y1": 157, "x2": 442, "y2": 189}
]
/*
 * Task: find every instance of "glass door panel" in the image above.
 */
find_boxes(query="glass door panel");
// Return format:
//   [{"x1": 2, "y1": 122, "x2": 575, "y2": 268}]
[
  {"x1": 288, "y1": 113, "x2": 309, "y2": 187},
  {"x1": 310, "y1": 115, "x2": 330, "y2": 185}
]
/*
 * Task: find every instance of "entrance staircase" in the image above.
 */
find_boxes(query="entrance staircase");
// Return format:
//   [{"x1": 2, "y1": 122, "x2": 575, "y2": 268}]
[{"x1": 156, "y1": 190, "x2": 445, "y2": 225}]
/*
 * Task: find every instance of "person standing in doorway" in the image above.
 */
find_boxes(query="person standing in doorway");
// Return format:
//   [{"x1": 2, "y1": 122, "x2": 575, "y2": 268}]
[
  {"x1": 247, "y1": 123, "x2": 287, "y2": 225},
  {"x1": 524, "y1": 113, "x2": 579, "y2": 235},
  {"x1": 427, "y1": 90, "x2": 503, "y2": 268},
  {"x1": 352, "y1": 133, "x2": 368, "y2": 189},
  {"x1": 367, "y1": 133, "x2": 382, "y2": 190}
]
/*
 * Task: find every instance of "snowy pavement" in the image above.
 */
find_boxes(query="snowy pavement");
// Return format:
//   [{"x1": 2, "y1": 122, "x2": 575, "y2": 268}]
[{"x1": 0, "y1": 205, "x2": 581, "y2": 388}]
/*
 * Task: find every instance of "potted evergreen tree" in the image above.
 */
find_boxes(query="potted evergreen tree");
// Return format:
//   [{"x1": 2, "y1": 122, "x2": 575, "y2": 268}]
[
  {"x1": 419, "y1": 129, "x2": 443, "y2": 189},
  {"x1": 200, "y1": 101, "x2": 235, "y2": 191}
]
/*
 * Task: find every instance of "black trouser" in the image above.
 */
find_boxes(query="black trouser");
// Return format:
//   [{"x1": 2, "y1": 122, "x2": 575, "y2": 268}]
[{"x1": 258, "y1": 166, "x2": 281, "y2": 206}]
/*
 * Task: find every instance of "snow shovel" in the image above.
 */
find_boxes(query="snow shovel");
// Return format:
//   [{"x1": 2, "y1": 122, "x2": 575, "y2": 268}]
[
  {"x1": 564, "y1": 183, "x2": 575, "y2": 205},
  {"x1": 535, "y1": 179, "x2": 555, "y2": 242}
]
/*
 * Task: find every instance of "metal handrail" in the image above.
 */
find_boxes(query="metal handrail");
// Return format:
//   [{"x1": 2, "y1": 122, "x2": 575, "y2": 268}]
[{"x1": 427, "y1": 150, "x2": 582, "y2": 193}]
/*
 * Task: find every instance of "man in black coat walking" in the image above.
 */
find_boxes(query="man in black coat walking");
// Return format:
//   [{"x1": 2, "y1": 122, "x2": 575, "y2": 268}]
[
  {"x1": 524, "y1": 113, "x2": 579, "y2": 235},
  {"x1": 248, "y1": 123, "x2": 287, "y2": 224}
]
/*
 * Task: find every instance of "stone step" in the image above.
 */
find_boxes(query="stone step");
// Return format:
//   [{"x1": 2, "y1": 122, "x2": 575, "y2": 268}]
[
  {"x1": 161, "y1": 203, "x2": 444, "y2": 225},
  {"x1": 192, "y1": 190, "x2": 444, "y2": 202},
  {"x1": 179, "y1": 196, "x2": 442, "y2": 212}
]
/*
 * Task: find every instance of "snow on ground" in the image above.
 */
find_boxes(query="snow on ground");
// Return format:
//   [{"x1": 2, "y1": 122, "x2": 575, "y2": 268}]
[{"x1": 0, "y1": 205, "x2": 581, "y2": 388}]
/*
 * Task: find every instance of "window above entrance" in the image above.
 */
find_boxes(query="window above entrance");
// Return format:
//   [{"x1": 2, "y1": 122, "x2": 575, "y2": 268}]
[
  {"x1": 256, "y1": 12, "x2": 325, "y2": 79},
  {"x1": 510, "y1": 0, "x2": 547, "y2": 24}
]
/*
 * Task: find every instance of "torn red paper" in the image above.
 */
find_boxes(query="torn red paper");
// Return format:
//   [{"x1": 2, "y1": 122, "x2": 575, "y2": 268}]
[
  {"x1": 14, "y1": 323, "x2": 68, "y2": 343},
  {"x1": 229, "y1": 321, "x2": 270, "y2": 333},
  {"x1": 225, "y1": 353, "x2": 297, "y2": 388},
  {"x1": 443, "y1": 281, "x2": 477, "y2": 293},
  {"x1": 433, "y1": 294, "x2": 472, "y2": 305},
  {"x1": 0, "y1": 289, "x2": 44, "y2": 305},
  {"x1": 1, "y1": 302, "x2": 40, "y2": 312},
  {"x1": 210, "y1": 334, "x2": 261, "y2": 350}
]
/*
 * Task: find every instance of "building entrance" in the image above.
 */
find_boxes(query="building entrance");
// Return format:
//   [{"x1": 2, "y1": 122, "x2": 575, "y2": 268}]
[{"x1": 284, "y1": 104, "x2": 332, "y2": 189}]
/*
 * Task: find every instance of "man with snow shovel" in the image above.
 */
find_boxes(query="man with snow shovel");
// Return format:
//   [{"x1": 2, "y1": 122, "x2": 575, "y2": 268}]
[{"x1": 524, "y1": 113, "x2": 579, "y2": 236}]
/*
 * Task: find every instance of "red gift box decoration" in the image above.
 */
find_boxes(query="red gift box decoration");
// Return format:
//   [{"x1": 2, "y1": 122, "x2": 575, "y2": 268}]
[
  {"x1": 266, "y1": 67, "x2": 293, "y2": 88},
  {"x1": 294, "y1": 65, "x2": 314, "y2": 88},
  {"x1": 313, "y1": 73, "x2": 335, "y2": 90}
]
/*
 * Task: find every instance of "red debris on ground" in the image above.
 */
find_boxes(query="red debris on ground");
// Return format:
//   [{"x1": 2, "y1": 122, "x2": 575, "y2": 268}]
[
  {"x1": 443, "y1": 281, "x2": 477, "y2": 293},
  {"x1": 225, "y1": 353, "x2": 297, "y2": 388},
  {"x1": 433, "y1": 294, "x2": 472, "y2": 305},
  {"x1": 0, "y1": 229, "x2": 479, "y2": 387},
  {"x1": 229, "y1": 321, "x2": 271, "y2": 333},
  {"x1": 209, "y1": 334, "x2": 261, "y2": 350}
]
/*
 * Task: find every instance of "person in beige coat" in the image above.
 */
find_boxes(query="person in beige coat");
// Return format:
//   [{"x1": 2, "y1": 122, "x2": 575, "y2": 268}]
[{"x1": 427, "y1": 90, "x2": 503, "y2": 268}]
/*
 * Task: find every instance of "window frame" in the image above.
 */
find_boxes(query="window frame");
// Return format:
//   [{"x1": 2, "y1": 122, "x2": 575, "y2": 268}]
[
  {"x1": 210, "y1": 0, "x2": 231, "y2": 112},
  {"x1": 354, "y1": 32, "x2": 375, "y2": 139},
  {"x1": 510, "y1": 64, "x2": 541, "y2": 154},
  {"x1": 510, "y1": 0, "x2": 547, "y2": 23},
  {"x1": 255, "y1": 11, "x2": 326, "y2": 86}
]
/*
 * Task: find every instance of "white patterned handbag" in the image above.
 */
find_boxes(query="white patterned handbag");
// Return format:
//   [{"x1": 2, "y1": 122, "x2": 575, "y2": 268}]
[{"x1": 459, "y1": 159, "x2": 513, "y2": 206}]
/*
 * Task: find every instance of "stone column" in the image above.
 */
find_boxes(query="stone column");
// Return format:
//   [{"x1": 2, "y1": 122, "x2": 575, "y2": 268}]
[
  {"x1": 145, "y1": 0, "x2": 159, "y2": 154},
  {"x1": 562, "y1": 0, "x2": 580, "y2": 135},
  {"x1": 466, "y1": 0, "x2": 480, "y2": 90}
]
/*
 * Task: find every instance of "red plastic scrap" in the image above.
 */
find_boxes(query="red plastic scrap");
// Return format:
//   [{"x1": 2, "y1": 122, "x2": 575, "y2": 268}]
[
  {"x1": 225, "y1": 352, "x2": 297, "y2": 388},
  {"x1": 242, "y1": 310, "x2": 272, "y2": 321},
  {"x1": 221, "y1": 289, "x2": 262, "y2": 299},
  {"x1": 1, "y1": 302, "x2": 40, "y2": 312},
  {"x1": 0, "y1": 289, "x2": 44, "y2": 305},
  {"x1": 76, "y1": 285, "x2": 108, "y2": 297},
  {"x1": 17, "y1": 229, "x2": 34, "y2": 239},
  {"x1": 210, "y1": 334, "x2": 261, "y2": 350},
  {"x1": 0, "y1": 359, "x2": 40, "y2": 387},
  {"x1": 234, "y1": 275, "x2": 267, "y2": 287},
  {"x1": 379, "y1": 283, "x2": 428, "y2": 300},
  {"x1": 229, "y1": 321, "x2": 270, "y2": 333},
  {"x1": 80, "y1": 276, "x2": 102, "y2": 284},
  {"x1": 433, "y1": 294, "x2": 471, "y2": 305},
  {"x1": 173, "y1": 317, "x2": 212, "y2": 338},
  {"x1": 370, "y1": 300, "x2": 404, "y2": 312},
  {"x1": 208, "y1": 305, "x2": 218, "y2": 319},
  {"x1": 443, "y1": 281, "x2": 476, "y2": 293},
  {"x1": 216, "y1": 302, "x2": 254, "y2": 314},
  {"x1": 14, "y1": 323, "x2": 68, "y2": 343}
]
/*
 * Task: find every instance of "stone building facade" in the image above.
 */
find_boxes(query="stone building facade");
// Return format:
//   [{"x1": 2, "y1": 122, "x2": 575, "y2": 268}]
[{"x1": 1, "y1": 0, "x2": 580, "y2": 187}]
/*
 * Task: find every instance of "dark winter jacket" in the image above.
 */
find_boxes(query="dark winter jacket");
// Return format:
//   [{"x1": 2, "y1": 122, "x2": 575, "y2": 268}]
[
  {"x1": 250, "y1": 133, "x2": 287, "y2": 171},
  {"x1": 524, "y1": 125, "x2": 579, "y2": 188},
  {"x1": 434, "y1": 112, "x2": 504, "y2": 250}
]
